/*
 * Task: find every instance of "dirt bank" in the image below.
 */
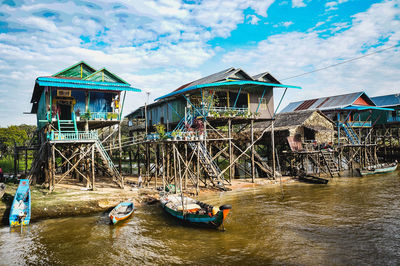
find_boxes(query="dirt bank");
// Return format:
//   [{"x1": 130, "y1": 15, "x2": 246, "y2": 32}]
[{"x1": 0, "y1": 176, "x2": 297, "y2": 225}]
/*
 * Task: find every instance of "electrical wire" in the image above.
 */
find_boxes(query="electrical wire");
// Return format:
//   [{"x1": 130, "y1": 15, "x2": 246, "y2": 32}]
[{"x1": 281, "y1": 43, "x2": 400, "y2": 81}]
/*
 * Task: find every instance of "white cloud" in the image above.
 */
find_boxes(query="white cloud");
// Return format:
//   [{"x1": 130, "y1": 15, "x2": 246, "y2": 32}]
[
  {"x1": 0, "y1": 0, "x2": 278, "y2": 125},
  {"x1": 325, "y1": 0, "x2": 349, "y2": 11},
  {"x1": 247, "y1": 14, "x2": 261, "y2": 25},
  {"x1": 221, "y1": 0, "x2": 400, "y2": 111},
  {"x1": 292, "y1": 0, "x2": 306, "y2": 8}
]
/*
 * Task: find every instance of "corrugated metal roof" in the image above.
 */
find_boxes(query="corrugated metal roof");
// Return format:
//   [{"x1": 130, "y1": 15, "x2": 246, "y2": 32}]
[
  {"x1": 280, "y1": 91, "x2": 372, "y2": 113},
  {"x1": 172, "y1": 67, "x2": 255, "y2": 93},
  {"x1": 36, "y1": 80, "x2": 140, "y2": 91},
  {"x1": 37, "y1": 77, "x2": 133, "y2": 87},
  {"x1": 252, "y1": 72, "x2": 281, "y2": 84},
  {"x1": 155, "y1": 80, "x2": 301, "y2": 101},
  {"x1": 371, "y1": 94, "x2": 400, "y2": 107}
]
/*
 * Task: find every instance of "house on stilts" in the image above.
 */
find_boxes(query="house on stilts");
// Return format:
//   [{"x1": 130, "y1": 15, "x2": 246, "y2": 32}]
[
  {"x1": 368, "y1": 93, "x2": 400, "y2": 160},
  {"x1": 29, "y1": 61, "x2": 140, "y2": 190},
  {"x1": 280, "y1": 91, "x2": 393, "y2": 176},
  {"x1": 126, "y1": 67, "x2": 301, "y2": 191}
]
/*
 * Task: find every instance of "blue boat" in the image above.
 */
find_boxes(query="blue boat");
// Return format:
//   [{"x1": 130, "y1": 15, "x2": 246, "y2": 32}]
[
  {"x1": 9, "y1": 179, "x2": 31, "y2": 227},
  {"x1": 160, "y1": 194, "x2": 232, "y2": 229},
  {"x1": 109, "y1": 202, "x2": 134, "y2": 225}
]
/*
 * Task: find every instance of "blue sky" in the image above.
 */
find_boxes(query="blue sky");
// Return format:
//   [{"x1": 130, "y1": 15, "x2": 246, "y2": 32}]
[{"x1": 0, "y1": 0, "x2": 399, "y2": 126}]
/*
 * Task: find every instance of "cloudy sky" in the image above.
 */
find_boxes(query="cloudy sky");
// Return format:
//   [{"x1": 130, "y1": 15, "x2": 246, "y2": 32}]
[{"x1": 0, "y1": 0, "x2": 399, "y2": 126}]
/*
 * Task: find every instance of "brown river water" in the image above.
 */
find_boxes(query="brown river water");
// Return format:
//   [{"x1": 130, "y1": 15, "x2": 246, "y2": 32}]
[{"x1": 1, "y1": 172, "x2": 400, "y2": 265}]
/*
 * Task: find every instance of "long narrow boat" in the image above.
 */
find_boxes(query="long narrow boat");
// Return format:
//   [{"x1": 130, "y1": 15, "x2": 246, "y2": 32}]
[
  {"x1": 9, "y1": 179, "x2": 31, "y2": 227},
  {"x1": 160, "y1": 194, "x2": 232, "y2": 229},
  {"x1": 299, "y1": 175, "x2": 329, "y2": 184},
  {"x1": 358, "y1": 162, "x2": 398, "y2": 176},
  {"x1": 109, "y1": 202, "x2": 134, "y2": 225}
]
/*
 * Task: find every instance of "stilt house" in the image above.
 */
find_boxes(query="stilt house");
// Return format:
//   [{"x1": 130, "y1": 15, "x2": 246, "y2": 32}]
[
  {"x1": 128, "y1": 67, "x2": 300, "y2": 135},
  {"x1": 29, "y1": 61, "x2": 140, "y2": 190},
  {"x1": 31, "y1": 61, "x2": 140, "y2": 141},
  {"x1": 280, "y1": 91, "x2": 391, "y2": 145},
  {"x1": 125, "y1": 68, "x2": 301, "y2": 188},
  {"x1": 370, "y1": 94, "x2": 400, "y2": 125}
]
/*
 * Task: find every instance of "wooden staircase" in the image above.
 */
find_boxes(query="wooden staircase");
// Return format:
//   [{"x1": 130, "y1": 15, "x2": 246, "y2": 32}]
[
  {"x1": 95, "y1": 140, "x2": 124, "y2": 188},
  {"x1": 320, "y1": 151, "x2": 340, "y2": 177},
  {"x1": 188, "y1": 142, "x2": 226, "y2": 189}
]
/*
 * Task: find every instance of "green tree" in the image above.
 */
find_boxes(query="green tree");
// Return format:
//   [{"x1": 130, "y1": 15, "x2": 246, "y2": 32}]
[{"x1": 0, "y1": 125, "x2": 35, "y2": 157}]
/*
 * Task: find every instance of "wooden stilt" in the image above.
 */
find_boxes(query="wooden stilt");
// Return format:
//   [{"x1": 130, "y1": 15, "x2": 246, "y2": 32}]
[
  {"x1": 228, "y1": 119, "x2": 233, "y2": 182},
  {"x1": 92, "y1": 144, "x2": 95, "y2": 190},
  {"x1": 251, "y1": 119, "x2": 255, "y2": 182},
  {"x1": 272, "y1": 120, "x2": 276, "y2": 179}
]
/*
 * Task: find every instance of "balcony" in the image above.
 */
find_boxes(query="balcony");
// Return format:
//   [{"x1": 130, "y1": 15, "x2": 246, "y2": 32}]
[
  {"x1": 47, "y1": 111, "x2": 120, "y2": 122},
  {"x1": 387, "y1": 116, "x2": 400, "y2": 123},
  {"x1": 346, "y1": 121, "x2": 372, "y2": 127},
  {"x1": 208, "y1": 107, "x2": 249, "y2": 118},
  {"x1": 48, "y1": 131, "x2": 99, "y2": 141}
]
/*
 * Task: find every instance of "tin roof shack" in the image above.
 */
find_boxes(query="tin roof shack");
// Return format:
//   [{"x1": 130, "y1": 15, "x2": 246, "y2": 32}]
[
  {"x1": 281, "y1": 92, "x2": 395, "y2": 174},
  {"x1": 258, "y1": 111, "x2": 336, "y2": 177},
  {"x1": 28, "y1": 61, "x2": 140, "y2": 190},
  {"x1": 273, "y1": 110, "x2": 335, "y2": 147},
  {"x1": 368, "y1": 94, "x2": 400, "y2": 161},
  {"x1": 280, "y1": 91, "x2": 392, "y2": 145}
]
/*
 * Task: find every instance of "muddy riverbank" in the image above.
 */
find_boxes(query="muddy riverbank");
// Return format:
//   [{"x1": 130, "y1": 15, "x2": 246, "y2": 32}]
[{"x1": 0, "y1": 176, "x2": 296, "y2": 224}]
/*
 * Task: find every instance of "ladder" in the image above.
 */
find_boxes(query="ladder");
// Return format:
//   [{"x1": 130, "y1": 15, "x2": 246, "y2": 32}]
[
  {"x1": 188, "y1": 142, "x2": 225, "y2": 188},
  {"x1": 320, "y1": 151, "x2": 340, "y2": 177},
  {"x1": 95, "y1": 140, "x2": 124, "y2": 188},
  {"x1": 341, "y1": 123, "x2": 360, "y2": 145}
]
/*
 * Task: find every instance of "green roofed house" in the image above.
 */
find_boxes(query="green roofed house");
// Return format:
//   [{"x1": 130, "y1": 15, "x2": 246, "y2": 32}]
[
  {"x1": 30, "y1": 61, "x2": 140, "y2": 140},
  {"x1": 28, "y1": 61, "x2": 140, "y2": 190}
]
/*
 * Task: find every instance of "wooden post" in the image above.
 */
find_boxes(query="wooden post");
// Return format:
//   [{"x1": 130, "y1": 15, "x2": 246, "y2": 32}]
[
  {"x1": 184, "y1": 142, "x2": 188, "y2": 189},
  {"x1": 146, "y1": 143, "x2": 150, "y2": 187},
  {"x1": 13, "y1": 143, "x2": 17, "y2": 176},
  {"x1": 166, "y1": 144, "x2": 170, "y2": 183},
  {"x1": 51, "y1": 144, "x2": 56, "y2": 191},
  {"x1": 25, "y1": 148, "x2": 28, "y2": 175},
  {"x1": 155, "y1": 143, "x2": 158, "y2": 189},
  {"x1": 129, "y1": 150, "x2": 133, "y2": 174},
  {"x1": 92, "y1": 144, "x2": 95, "y2": 190},
  {"x1": 272, "y1": 120, "x2": 276, "y2": 179},
  {"x1": 137, "y1": 144, "x2": 141, "y2": 176},
  {"x1": 162, "y1": 143, "x2": 166, "y2": 192},
  {"x1": 197, "y1": 141, "x2": 200, "y2": 195},
  {"x1": 173, "y1": 143, "x2": 177, "y2": 191},
  {"x1": 118, "y1": 124, "x2": 122, "y2": 173},
  {"x1": 251, "y1": 119, "x2": 255, "y2": 182},
  {"x1": 228, "y1": 119, "x2": 233, "y2": 182}
]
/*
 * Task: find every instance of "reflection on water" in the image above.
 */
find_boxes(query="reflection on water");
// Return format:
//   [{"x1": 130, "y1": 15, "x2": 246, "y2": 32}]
[{"x1": 1, "y1": 172, "x2": 400, "y2": 265}]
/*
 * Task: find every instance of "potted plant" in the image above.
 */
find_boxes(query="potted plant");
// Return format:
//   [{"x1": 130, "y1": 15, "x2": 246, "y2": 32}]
[
  {"x1": 155, "y1": 123, "x2": 167, "y2": 139},
  {"x1": 81, "y1": 110, "x2": 92, "y2": 121},
  {"x1": 107, "y1": 112, "x2": 119, "y2": 121}
]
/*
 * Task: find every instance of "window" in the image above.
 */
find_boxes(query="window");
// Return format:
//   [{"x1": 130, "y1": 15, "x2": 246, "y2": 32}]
[{"x1": 258, "y1": 98, "x2": 268, "y2": 110}]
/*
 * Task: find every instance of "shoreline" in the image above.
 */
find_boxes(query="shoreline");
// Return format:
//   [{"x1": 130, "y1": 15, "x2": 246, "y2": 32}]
[{"x1": 0, "y1": 176, "x2": 297, "y2": 225}]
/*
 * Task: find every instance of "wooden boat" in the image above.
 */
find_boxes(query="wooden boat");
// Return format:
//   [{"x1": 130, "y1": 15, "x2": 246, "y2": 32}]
[
  {"x1": 0, "y1": 183, "x2": 5, "y2": 199},
  {"x1": 358, "y1": 162, "x2": 398, "y2": 176},
  {"x1": 9, "y1": 179, "x2": 31, "y2": 227},
  {"x1": 298, "y1": 175, "x2": 329, "y2": 184},
  {"x1": 109, "y1": 202, "x2": 134, "y2": 225},
  {"x1": 160, "y1": 194, "x2": 232, "y2": 229}
]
